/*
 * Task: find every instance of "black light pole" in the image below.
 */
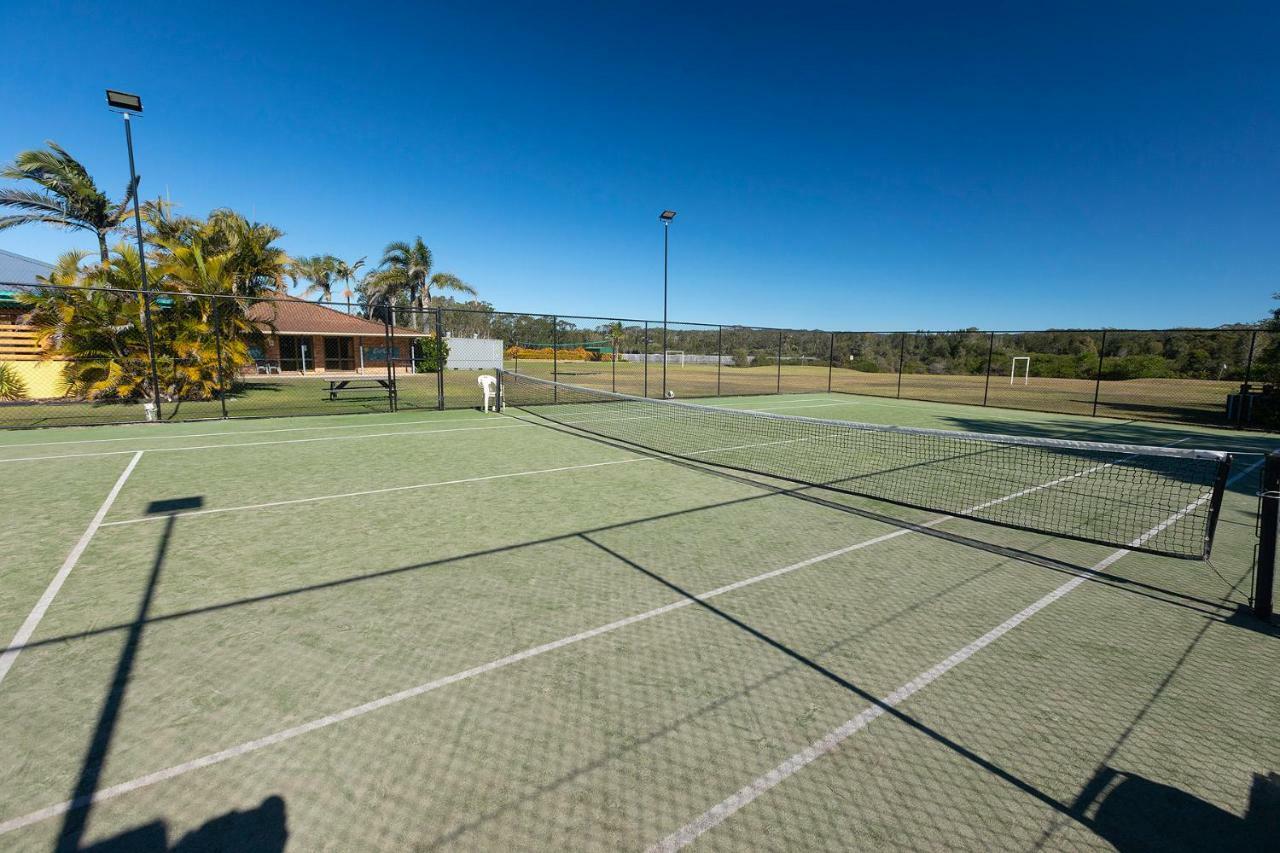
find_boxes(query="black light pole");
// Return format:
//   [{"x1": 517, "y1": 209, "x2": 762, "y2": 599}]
[
  {"x1": 659, "y1": 210, "x2": 676, "y2": 398},
  {"x1": 106, "y1": 89, "x2": 163, "y2": 420}
]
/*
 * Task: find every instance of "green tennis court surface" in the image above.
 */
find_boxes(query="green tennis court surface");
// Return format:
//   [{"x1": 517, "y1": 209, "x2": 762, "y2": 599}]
[{"x1": 0, "y1": 392, "x2": 1276, "y2": 850}]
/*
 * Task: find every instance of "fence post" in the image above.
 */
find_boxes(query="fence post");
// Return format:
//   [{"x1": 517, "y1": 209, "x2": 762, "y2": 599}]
[
  {"x1": 827, "y1": 332, "x2": 835, "y2": 393},
  {"x1": 717, "y1": 326, "x2": 723, "y2": 397},
  {"x1": 552, "y1": 316, "x2": 559, "y2": 402},
  {"x1": 776, "y1": 330, "x2": 782, "y2": 394},
  {"x1": 611, "y1": 333, "x2": 617, "y2": 393},
  {"x1": 982, "y1": 331, "x2": 995, "y2": 407},
  {"x1": 212, "y1": 300, "x2": 229, "y2": 419},
  {"x1": 643, "y1": 321, "x2": 649, "y2": 397},
  {"x1": 140, "y1": 290, "x2": 163, "y2": 422},
  {"x1": 435, "y1": 308, "x2": 445, "y2": 411},
  {"x1": 1239, "y1": 329, "x2": 1258, "y2": 429},
  {"x1": 1092, "y1": 330, "x2": 1106, "y2": 417},
  {"x1": 1255, "y1": 451, "x2": 1279, "y2": 620},
  {"x1": 384, "y1": 315, "x2": 396, "y2": 412},
  {"x1": 896, "y1": 333, "x2": 906, "y2": 398}
]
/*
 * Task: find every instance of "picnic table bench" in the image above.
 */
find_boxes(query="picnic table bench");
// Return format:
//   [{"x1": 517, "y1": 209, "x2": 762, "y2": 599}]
[{"x1": 326, "y1": 378, "x2": 397, "y2": 404}]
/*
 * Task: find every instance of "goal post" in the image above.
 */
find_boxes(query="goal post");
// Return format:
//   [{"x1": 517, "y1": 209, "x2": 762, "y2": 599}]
[
  {"x1": 1010, "y1": 356, "x2": 1030, "y2": 385},
  {"x1": 663, "y1": 350, "x2": 685, "y2": 366}
]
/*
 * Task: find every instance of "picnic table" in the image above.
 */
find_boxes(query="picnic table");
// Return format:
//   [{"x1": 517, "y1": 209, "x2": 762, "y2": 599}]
[{"x1": 326, "y1": 378, "x2": 397, "y2": 404}]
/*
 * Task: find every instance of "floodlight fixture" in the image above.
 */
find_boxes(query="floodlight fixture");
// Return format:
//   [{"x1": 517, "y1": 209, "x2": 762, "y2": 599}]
[{"x1": 105, "y1": 89, "x2": 143, "y2": 113}]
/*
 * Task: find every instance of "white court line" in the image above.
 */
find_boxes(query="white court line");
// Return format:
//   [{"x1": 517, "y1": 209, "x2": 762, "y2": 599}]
[
  {"x1": 648, "y1": 457, "x2": 1262, "y2": 851},
  {"x1": 0, "y1": 441, "x2": 1180, "y2": 835},
  {"x1": 0, "y1": 451, "x2": 144, "y2": 691},
  {"x1": 0, "y1": 422, "x2": 529, "y2": 464},
  {"x1": 0, "y1": 528, "x2": 916, "y2": 837},
  {"x1": 101, "y1": 458, "x2": 650, "y2": 527},
  {"x1": 0, "y1": 414, "x2": 500, "y2": 451},
  {"x1": 96, "y1": 427, "x2": 849, "y2": 527}
]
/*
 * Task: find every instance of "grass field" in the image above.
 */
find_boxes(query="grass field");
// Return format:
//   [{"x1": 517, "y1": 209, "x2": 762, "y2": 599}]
[
  {"x1": 0, "y1": 359, "x2": 1244, "y2": 431},
  {"x1": 1, "y1": 390, "x2": 1277, "y2": 850}
]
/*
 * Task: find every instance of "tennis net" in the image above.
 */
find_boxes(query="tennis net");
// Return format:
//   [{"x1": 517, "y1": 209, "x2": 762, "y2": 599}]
[{"x1": 497, "y1": 370, "x2": 1233, "y2": 559}]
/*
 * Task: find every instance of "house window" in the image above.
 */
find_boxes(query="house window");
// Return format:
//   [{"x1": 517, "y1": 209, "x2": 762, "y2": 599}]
[
  {"x1": 324, "y1": 337, "x2": 355, "y2": 371},
  {"x1": 279, "y1": 336, "x2": 311, "y2": 371}
]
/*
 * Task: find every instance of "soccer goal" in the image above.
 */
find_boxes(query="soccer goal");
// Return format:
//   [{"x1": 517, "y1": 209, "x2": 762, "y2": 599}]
[
  {"x1": 1010, "y1": 356, "x2": 1030, "y2": 385},
  {"x1": 663, "y1": 350, "x2": 685, "y2": 366}
]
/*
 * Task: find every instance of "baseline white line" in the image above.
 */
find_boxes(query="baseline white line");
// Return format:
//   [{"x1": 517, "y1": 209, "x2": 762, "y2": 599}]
[
  {"x1": 100, "y1": 458, "x2": 650, "y2": 527},
  {"x1": 0, "y1": 422, "x2": 529, "y2": 464},
  {"x1": 0, "y1": 414, "x2": 503, "y2": 450},
  {"x1": 648, "y1": 457, "x2": 1262, "y2": 851},
  {"x1": 0, "y1": 451, "x2": 145, "y2": 691},
  {"x1": 0, "y1": 436, "x2": 1171, "y2": 833}
]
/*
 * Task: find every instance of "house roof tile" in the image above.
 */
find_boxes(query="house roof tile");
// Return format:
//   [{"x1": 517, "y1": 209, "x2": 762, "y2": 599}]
[{"x1": 246, "y1": 295, "x2": 425, "y2": 337}]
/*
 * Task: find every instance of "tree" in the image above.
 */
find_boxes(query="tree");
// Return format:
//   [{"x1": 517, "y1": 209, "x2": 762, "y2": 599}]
[
  {"x1": 0, "y1": 142, "x2": 134, "y2": 263},
  {"x1": 205, "y1": 209, "x2": 291, "y2": 296},
  {"x1": 374, "y1": 237, "x2": 435, "y2": 326},
  {"x1": 334, "y1": 256, "x2": 366, "y2": 310},
  {"x1": 18, "y1": 247, "x2": 157, "y2": 401},
  {"x1": 606, "y1": 321, "x2": 624, "y2": 360},
  {"x1": 289, "y1": 255, "x2": 339, "y2": 302},
  {"x1": 428, "y1": 272, "x2": 477, "y2": 304}
]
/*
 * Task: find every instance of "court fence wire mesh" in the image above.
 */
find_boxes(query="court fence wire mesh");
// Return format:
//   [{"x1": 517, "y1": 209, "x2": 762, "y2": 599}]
[
  {"x1": 0, "y1": 282, "x2": 1274, "y2": 431},
  {"x1": 496, "y1": 370, "x2": 1234, "y2": 561}
]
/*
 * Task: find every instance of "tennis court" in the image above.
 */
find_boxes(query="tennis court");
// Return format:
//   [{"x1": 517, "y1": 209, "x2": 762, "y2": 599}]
[{"x1": 0, "y1": 384, "x2": 1276, "y2": 851}]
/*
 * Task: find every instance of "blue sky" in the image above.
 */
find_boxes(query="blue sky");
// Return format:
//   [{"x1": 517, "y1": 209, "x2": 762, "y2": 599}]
[{"x1": 0, "y1": 1, "x2": 1276, "y2": 330}]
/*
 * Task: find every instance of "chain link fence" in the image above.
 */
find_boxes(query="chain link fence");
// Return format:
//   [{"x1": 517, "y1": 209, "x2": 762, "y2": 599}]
[{"x1": 0, "y1": 284, "x2": 1270, "y2": 430}]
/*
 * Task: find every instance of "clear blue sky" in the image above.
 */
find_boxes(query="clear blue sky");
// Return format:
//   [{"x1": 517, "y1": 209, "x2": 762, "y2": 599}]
[{"x1": 1, "y1": 1, "x2": 1276, "y2": 330}]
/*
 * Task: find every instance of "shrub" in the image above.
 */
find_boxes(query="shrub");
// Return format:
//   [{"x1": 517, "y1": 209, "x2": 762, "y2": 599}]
[
  {"x1": 415, "y1": 337, "x2": 450, "y2": 373},
  {"x1": 0, "y1": 363, "x2": 29, "y2": 401},
  {"x1": 503, "y1": 346, "x2": 598, "y2": 361},
  {"x1": 731, "y1": 347, "x2": 751, "y2": 367},
  {"x1": 849, "y1": 358, "x2": 880, "y2": 372}
]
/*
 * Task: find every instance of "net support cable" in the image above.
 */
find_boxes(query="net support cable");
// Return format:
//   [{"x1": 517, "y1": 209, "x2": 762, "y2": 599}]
[{"x1": 497, "y1": 370, "x2": 1232, "y2": 560}]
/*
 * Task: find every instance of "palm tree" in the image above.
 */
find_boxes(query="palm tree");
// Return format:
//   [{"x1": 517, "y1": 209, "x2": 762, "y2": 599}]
[
  {"x1": 289, "y1": 255, "x2": 339, "y2": 302},
  {"x1": 606, "y1": 321, "x2": 624, "y2": 361},
  {"x1": 376, "y1": 237, "x2": 435, "y2": 327},
  {"x1": 19, "y1": 247, "x2": 156, "y2": 401},
  {"x1": 334, "y1": 256, "x2": 366, "y2": 313},
  {"x1": 0, "y1": 142, "x2": 134, "y2": 263},
  {"x1": 428, "y1": 272, "x2": 477, "y2": 304},
  {"x1": 206, "y1": 210, "x2": 290, "y2": 296}
]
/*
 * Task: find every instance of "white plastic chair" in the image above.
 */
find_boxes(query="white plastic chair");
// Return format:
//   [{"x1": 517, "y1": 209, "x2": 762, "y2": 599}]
[{"x1": 478, "y1": 374, "x2": 501, "y2": 412}]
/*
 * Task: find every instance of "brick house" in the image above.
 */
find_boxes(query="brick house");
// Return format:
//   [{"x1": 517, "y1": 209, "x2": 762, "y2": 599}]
[{"x1": 244, "y1": 295, "x2": 430, "y2": 374}]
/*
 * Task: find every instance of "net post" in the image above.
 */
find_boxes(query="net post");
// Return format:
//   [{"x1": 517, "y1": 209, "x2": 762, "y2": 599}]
[
  {"x1": 776, "y1": 330, "x2": 782, "y2": 394},
  {"x1": 435, "y1": 308, "x2": 445, "y2": 411},
  {"x1": 1255, "y1": 451, "x2": 1279, "y2": 620},
  {"x1": 552, "y1": 316, "x2": 559, "y2": 402},
  {"x1": 982, "y1": 331, "x2": 994, "y2": 407},
  {"x1": 1202, "y1": 454, "x2": 1232, "y2": 560},
  {"x1": 494, "y1": 368, "x2": 504, "y2": 413},
  {"x1": 1092, "y1": 330, "x2": 1106, "y2": 417},
  {"x1": 827, "y1": 332, "x2": 834, "y2": 393}
]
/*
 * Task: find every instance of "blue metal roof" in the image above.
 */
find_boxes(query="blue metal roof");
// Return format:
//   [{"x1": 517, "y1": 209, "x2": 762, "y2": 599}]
[{"x1": 0, "y1": 248, "x2": 54, "y2": 288}]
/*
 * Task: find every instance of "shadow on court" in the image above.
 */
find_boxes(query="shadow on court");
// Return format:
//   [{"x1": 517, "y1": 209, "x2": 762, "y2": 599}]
[
  {"x1": 1075, "y1": 767, "x2": 1278, "y2": 851},
  {"x1": 78, "y1": 796, "x2": 287, "y2": 853},
  {"x1": 54, "y1": 497, "x2": 208, "y2": 853}
]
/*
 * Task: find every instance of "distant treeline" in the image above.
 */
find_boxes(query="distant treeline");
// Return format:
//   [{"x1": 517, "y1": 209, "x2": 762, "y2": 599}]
[{"x1": 431, "y1": 305, "x2": 1265, "y2": 383}]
